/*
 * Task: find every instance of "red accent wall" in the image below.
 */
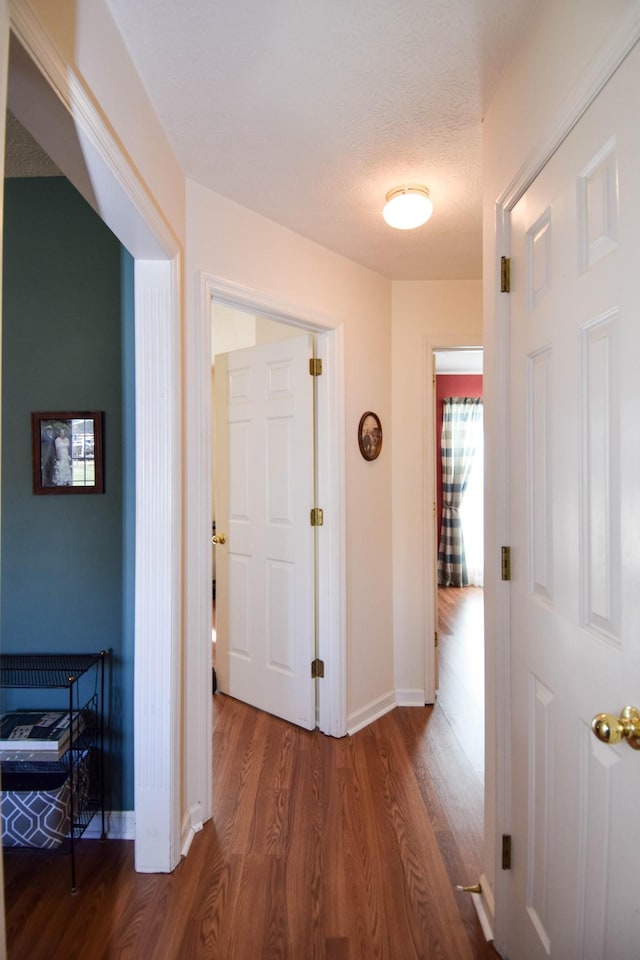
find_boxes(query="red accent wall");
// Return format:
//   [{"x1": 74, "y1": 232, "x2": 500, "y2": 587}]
[{"x1": 436, "y1": 375, "x2": 483, "y2": 547}]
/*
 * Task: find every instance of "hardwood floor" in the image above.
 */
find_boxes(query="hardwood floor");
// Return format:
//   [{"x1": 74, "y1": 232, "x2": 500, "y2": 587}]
[
  {"x1": 436, "y1": 586, "x2": 485, "y2": 782},
  {"x1": 4, "y1": 592, "x2": 497, "y2": 959}
]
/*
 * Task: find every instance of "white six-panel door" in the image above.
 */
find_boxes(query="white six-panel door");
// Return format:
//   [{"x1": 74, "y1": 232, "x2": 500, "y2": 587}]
[
  {"x1": 214, "y1": 334, "x2": 316, "y2": 730},
  {"x1": 507, "y1": 42, "x2": 640, "y2": 958}
]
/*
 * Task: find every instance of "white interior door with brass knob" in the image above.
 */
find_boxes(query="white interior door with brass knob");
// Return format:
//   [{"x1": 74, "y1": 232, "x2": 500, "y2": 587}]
[
  {"x1": 214, "y1": 334, "x2": 316, "y2": 730},
  {"x1": 506, "y1": 44, "x2": 640, "y2": 958}
]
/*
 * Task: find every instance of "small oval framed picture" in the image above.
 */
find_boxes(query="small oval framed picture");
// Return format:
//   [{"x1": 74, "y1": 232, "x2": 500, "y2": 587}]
[{"x1": 358, "y1": 411, "x2": 383, "y2": 461}]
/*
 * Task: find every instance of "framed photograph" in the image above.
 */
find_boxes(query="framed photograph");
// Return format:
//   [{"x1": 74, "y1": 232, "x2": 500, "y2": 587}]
[
  {"x1": 358, "y1": 411, "x2": 383, "y2": 461},
  {"x1": 32, "y1": 411, "x2": 104, "y2": 495}
]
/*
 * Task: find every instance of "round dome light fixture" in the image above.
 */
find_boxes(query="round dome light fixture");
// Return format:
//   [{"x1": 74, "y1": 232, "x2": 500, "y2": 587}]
[{"x1": 383, "y1": 185, "x2": 433, "y2": 230}]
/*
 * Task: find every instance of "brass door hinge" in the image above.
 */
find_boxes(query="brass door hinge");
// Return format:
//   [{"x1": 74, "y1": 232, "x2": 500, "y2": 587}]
[
  {"x1": 309, "y1": 358, "x2": 322, "y2": 376},
  {"x1": 501, "y1": 256, "x2": 511, "y2": 293},
  {"x1": 435, "y1": 631, "x2": 439, "y2": 648},
  {"x1": 310, "y1": 508, "x2": 324, "y2": 527},
  {"x1": 501, "y1": 546, "x2": 511, "y2": 581},
  {"x1": 502, "y1": 834, "x2": 512, "y2": 870},
  {"x1": 311, "y1": 658, "x2": 325, "y2": 679}
]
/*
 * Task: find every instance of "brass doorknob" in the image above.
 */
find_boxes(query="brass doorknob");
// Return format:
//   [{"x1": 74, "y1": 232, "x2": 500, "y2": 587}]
[
  {"x1": 211, "y1": 534, "x2": 226, "y2": 545},
  {"x1": 591, "y1": 706, "x2": 640, "y2": 750}
]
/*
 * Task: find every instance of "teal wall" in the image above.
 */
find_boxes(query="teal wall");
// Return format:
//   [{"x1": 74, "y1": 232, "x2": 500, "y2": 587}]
[{"x1": 1, "y1": 177, "x2": 134, "y2": 811}]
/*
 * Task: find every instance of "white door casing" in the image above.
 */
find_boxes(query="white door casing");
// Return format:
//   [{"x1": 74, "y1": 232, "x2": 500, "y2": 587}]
[
  {"x1": 215, "y1": 335, "x2": 316, "y2": 729},
  {"x1": 424, "y1": 338, "x2": 482, "y2": 704},
  {"x1": 506, "y1": 42, "x2": 640, "y2": 958}
]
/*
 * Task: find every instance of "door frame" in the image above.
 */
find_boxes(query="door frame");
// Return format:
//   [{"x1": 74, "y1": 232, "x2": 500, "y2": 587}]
[
  {"x1": 487, "y1": 19, "x2": 640, "y2": 954},
  {"x1": 182, "y1": 273, "x2": 347, "y2": 834}
]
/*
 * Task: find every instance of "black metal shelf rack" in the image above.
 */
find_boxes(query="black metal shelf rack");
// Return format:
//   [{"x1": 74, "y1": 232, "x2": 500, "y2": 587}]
[{"x1": 0, "y1": 651, "x2": 107, "y2": 892}]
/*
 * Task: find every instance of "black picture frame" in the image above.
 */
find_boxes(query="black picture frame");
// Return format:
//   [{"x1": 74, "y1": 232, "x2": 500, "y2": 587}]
[
  {"x1": 358, "y1": 411, "x2": 383, "y2": 461},
  {"x1": 31, "y1": 411, "x2": 104, "y2": 495}
]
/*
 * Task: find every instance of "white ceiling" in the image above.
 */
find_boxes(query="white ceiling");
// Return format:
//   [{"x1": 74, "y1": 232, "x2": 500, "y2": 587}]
[{"x1": 104, "y1": 0, "x2": 538, "y2": 281}]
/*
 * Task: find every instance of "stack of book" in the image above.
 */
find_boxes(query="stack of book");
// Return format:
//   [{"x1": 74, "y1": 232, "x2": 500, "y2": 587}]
[{"x1": 0, "y1": 709, "x2": 85, "y2": 762}]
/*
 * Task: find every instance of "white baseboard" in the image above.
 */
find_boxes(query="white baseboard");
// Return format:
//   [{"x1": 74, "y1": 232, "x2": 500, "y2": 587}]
[
  {"x1": 347, "y1": 691, "x2": 396, "y2": 735},
  {"x1": 473, "y1": 873, "x2": 495, "y2": 942},
  {"x1": 395, "y1": 688, "x2": 428, "y2": 707},
  {"x1": 84, "y1": 810, "x2": 135, "y2": 841},
  {"x1": 180, "y1": 802, "x2": 204, "y2": 857}
]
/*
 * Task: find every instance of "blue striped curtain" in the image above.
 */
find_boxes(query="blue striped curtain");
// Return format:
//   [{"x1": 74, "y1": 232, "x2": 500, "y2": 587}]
[{"x1": 438, "y1": 398, "x2": 483, "y2": 587}]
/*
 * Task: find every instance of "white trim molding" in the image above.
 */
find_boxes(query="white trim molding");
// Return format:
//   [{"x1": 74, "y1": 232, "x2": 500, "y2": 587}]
[
  {"x1": 469, "y1": 873, "x2": 495, "y2": 943},
  {"x1": 134, "y1": 259, "x2": 182, "y2": 873},
  {"x1": 8, "y1": 0, "x2": 179, "y2": 260},
  {"x1": 347, "y1": 690, "x2": 396, "y2": 736}
]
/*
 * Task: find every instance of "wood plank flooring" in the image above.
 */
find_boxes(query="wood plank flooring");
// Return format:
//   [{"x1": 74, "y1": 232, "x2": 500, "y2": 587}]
[
  {"x1": 4, "y1": 590, "x2": 497, "y2": 959},
  {"x1": 436, "y1": 586, "x2": 485, "y2": 781}
]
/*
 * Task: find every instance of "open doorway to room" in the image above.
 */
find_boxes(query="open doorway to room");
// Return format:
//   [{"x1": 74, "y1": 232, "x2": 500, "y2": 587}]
[{"x1": 434, "y1": 349, "x2": 484, "y2": 783}]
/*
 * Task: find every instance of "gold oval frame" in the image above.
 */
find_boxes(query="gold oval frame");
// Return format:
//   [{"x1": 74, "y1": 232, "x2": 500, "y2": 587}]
[{"x1": 358, "y1": 411, "x2": 383, "y2": 461}]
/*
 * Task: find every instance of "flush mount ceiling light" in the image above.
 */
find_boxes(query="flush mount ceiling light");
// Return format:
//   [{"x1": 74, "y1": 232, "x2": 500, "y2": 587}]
[{"x1": 383, "y1": 185, "x2": 433, "y2": 230}]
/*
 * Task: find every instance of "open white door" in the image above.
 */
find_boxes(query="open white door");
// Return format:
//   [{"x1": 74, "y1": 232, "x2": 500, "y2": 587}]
[
  {"x1": 507, "y1": 43, "x2": 640, "y2": 957},
  {"x1": 214, "y1": 333, "x2": 316, "y2": 730}
]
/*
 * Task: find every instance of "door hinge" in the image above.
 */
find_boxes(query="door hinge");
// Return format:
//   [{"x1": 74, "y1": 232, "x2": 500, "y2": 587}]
[
  {"x1": 501, "y1": 546, "x2": 511, "y2": 581},
  {"x1": 502, "y1": 834, "x2": 512, "y2": 870},
  {"x1": 500, "y1": 256, "x2": 511, "y2": 293},
  {"x1": 311, "y1": 658, "x2": 325, "y2": 679},
  {"x1": 310, "y1": 507, "x2": 324, "y2": 527},
  {"x1": 435, "y1": 630, "x2": 439, "y2": 648},
  {"x1": 309, "y1": 358, "x2": 322, "y2": 376}
]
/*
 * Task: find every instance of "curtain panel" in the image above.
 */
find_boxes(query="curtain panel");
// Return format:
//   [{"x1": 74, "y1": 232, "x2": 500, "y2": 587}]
[{"x1": 437, "y1": 397, "x2": 483, "y2": 587}]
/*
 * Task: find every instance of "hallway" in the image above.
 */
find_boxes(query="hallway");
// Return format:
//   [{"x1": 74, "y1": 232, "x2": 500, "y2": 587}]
[{"x1": 4, "y1": 588, "x2": 495, "y2": 959}]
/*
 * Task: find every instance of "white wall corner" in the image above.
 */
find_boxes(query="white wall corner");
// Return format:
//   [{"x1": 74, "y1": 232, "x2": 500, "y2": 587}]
[
  {"x1": 395, "y1": 688, "x2": 427, "y2": 707},
  {"x1": 347, "y1": 690, "x2": 396, "y2": 735}
]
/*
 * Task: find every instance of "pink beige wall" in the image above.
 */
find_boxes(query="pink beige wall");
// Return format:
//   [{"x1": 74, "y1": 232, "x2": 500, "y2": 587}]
[
  {"x1": 390, "y1": 281, "x2": 482, "y2": 704},
  {"x1": 186, "y1": 182, "x2": 394, "y2": 729}
]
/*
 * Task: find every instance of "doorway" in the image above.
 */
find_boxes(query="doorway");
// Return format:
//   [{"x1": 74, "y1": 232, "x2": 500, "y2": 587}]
[
  {"x1": 196, "y1": 275, "x2": 347, "y2": 739},
  {"x1": 4, "y1": 28, "x2": 182, "y2": 873},
  {"x1": 433, "y1": 349, "x2": 484, "y2": 780},
  {"x1": 210, "y1": 303, "x2": 317, "y2": 727}
]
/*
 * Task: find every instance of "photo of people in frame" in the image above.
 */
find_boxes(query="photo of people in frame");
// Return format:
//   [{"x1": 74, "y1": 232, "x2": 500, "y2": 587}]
[
  {"x1": 358, "y1": 411, "x2": 383, "y2": 461},
  {"x1": 32, "y1": 412, "x2": 104, "y2": 495},
  {"x1": 40, "y1": 419, "x2": 73, "y2": 487}
]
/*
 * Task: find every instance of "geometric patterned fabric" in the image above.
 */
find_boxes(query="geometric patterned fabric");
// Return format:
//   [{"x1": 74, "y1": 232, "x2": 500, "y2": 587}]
[{"x1": 1, "y1": 750, "x2": 89, "y2": 849}]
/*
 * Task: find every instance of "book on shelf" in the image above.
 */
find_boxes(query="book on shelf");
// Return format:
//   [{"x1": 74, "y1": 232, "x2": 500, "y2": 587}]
[{"x1": 0, "y1": 709, "x2": 85, "y2": 761}]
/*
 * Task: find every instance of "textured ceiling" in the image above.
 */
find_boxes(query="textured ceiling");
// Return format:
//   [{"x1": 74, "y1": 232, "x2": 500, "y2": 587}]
[
  {"x1": 4, "y1": 110, "x2": 61, "y2": 177},
  {"x1": 104, "y1": 0, "x2": 537, "y2": 280}
]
